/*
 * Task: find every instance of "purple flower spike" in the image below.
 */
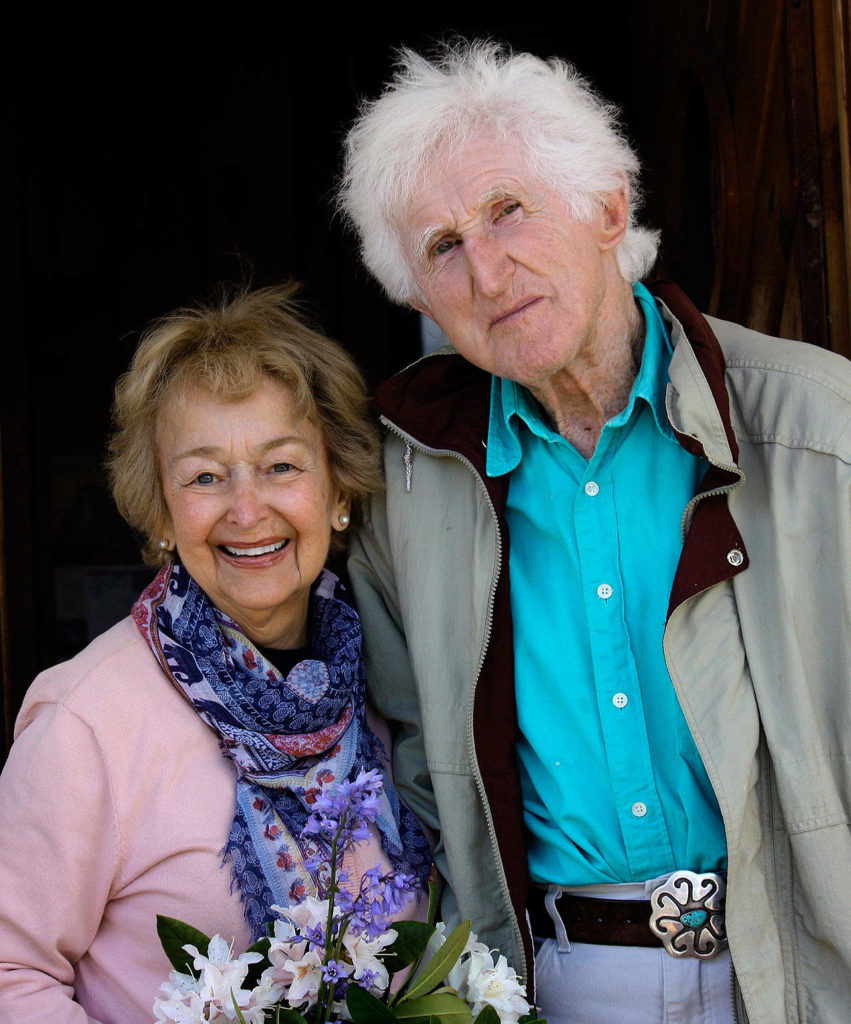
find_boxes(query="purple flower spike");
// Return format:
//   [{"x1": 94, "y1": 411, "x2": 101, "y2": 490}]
[
  {"x1": 299, "y1": 769, "x2": 390, "y2": 860},
  {"x1": 335, "y1": 889, "x2": 355, "y2": 915},
  {"x1": 357, "y1": 792, "x2": 382, "y2": 823},
  {"x1": 357, "y1": 968, "x2": 379, "y2": 989},
  {"x1": 304, "y1": 924, "x2": 326, "y2": 948},
  {"x1": 362, "y1": 865, "x2": 383, "y2": 891},
  {"x1": 322, "y1": 959, "x2": 352, "y2": 982}
]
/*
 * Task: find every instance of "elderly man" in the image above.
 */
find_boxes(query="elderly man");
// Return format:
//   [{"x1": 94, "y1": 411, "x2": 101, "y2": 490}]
[{"x1": 339, "y1": 41, "x2": 851, "y2": 1024}]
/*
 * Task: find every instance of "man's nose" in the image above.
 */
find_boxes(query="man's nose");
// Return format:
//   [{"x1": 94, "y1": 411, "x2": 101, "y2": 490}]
[{"x1": 465, "y1": 234, "x2": 514, "y2": 297}]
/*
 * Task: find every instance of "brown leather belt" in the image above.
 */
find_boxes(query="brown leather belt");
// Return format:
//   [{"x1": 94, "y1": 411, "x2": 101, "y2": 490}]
[{"x1": 527, "y1": 886, "x2": 663, "y2": 948}]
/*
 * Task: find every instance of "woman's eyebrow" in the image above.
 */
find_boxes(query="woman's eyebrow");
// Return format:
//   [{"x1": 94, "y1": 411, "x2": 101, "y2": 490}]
[{"x1": 172, "y1": 436, "x2": 308, "y2": 462}]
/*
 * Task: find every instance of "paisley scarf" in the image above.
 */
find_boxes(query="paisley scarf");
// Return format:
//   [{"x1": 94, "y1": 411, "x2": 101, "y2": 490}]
[{"x1": 132, "y1": 560, "x2": 430, "y2": 939}]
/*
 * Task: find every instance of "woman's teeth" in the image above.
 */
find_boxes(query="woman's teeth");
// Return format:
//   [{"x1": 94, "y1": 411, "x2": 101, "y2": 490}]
[{"x1": 221, "y1": 541, "x2": 287, "y2": 558}]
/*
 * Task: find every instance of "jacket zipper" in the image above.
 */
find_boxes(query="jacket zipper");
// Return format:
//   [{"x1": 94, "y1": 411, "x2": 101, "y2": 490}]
[
  {"x1": 679, "y1": 468, "x2": 745, "y2": 540},
  {"x1": 379, "y1": 415, "x2": 528, "y2": 984}
]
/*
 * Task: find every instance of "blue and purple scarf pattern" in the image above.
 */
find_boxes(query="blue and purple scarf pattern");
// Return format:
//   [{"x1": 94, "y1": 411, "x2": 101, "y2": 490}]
[{"x1": 133, "y1": 560, "x2": 430, "y2": 939}]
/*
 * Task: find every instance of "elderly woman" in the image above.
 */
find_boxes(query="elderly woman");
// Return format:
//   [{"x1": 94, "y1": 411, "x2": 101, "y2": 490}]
[{"x1": 0, "y1": 286, "x2": 430, "y2": 1023}]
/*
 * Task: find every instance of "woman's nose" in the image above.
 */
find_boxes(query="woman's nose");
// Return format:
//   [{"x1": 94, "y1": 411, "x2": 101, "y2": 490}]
[{"x1": 228, "y1": 475, "x2": 267, "y2": 526}]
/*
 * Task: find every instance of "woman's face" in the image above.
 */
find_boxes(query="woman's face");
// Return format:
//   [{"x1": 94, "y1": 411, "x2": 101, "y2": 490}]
[{"x1": 157, "y1": 376, "x2": 350, "y2": 649}]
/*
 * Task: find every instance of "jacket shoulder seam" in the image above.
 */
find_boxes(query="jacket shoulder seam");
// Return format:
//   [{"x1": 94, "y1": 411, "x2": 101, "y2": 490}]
[{"x1": 725, "y1": 357, "x2": 851, "y2": 405}]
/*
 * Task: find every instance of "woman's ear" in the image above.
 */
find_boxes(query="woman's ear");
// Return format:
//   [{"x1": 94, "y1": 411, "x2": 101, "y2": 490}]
[{"x1": 331, "y1": 493, "x2": 352, "y2": 532}]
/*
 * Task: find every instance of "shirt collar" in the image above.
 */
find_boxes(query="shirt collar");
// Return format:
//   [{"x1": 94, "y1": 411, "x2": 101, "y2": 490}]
[{"x1": 486, "y1": 281, "x2": 675, "y2": 477}]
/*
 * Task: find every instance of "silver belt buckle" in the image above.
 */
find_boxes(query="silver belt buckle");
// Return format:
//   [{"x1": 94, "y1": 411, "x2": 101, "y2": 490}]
[{"x1": 649, "y1": 869, "x2": 728, "y2": 959}]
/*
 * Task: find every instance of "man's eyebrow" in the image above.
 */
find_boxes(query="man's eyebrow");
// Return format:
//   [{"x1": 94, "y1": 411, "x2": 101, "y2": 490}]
[
  {"x1": 415, "y1": 225, "x2": 445, "y2": 265},
  {"x1": 414, "y1": 181, "x2": 525, "y2": 264},
  {"x1": 477, "y1": 181, "x2": 522, "y2": 205}
]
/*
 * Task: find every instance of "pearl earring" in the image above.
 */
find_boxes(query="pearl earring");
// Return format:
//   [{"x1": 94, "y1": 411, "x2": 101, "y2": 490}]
[
  {"x1": 159, "y1": 539, "x2": 170, "y2": 550},
  {"x1": 339, "y1": 514, "x2": 350, "y2": 528}
]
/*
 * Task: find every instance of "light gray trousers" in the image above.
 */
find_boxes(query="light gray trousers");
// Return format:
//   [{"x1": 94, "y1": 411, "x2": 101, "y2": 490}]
[{"x1": 532, "y1": 882, "x2": 737, "y2": 1024}]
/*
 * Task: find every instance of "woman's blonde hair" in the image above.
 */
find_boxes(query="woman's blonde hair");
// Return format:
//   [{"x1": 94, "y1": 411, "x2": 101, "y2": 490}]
[{"x1": 108, "y1": 284, "x2": 381, "y2": 564}]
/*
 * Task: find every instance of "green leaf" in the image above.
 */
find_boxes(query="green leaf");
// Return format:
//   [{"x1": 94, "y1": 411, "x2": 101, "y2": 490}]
[
  {"x1": 243, "y1": 935, "x2": 271, "y2": 988},
  {"x1": 394, "y1": 991, "x2": 471, "y2": 1022},
  {"x1": 246, "y1": 935, "x2": 271, "y2": 956},
  {"x1": 427, "y1": 877, "x2": 440, "y2": 927},
  {"x1": 346, "y1": 983, "x2": 399, "y2": 1022},
  {"x1": 155, "y1": 915, "x2": 211, "y2": 974},
  {"x1": 272, "y1": 1009, "x2": 310, "y2": 1024},
  {"x1": 382, "y1": 920, "x2": 437, "y2": 972},
  {"x1": 473, "y1": 1008, "x2": 501, "y2": 1024},
  {"x1": 519, "y1": 1016, "x2": 547, "y2": 1024},
  {"x1": 400, "y1": 921, "x2": 471, "y2": 1001}
]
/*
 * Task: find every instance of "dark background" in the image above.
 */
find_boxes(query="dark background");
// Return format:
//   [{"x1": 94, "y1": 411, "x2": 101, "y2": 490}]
[
  {"x1": 5, "y1": 6, "x2": 847, "y2": 747},
  {"x1": 2, "y1": 19, "x2": 649, "y2": 685}
]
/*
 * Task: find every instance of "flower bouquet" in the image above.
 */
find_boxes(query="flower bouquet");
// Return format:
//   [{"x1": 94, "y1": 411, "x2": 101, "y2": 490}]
[{"x1": 153, "y1": 769, "x2": 543, "y2": 1023}]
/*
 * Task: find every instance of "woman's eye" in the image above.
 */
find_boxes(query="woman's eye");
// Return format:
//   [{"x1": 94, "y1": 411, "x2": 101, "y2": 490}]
[
  {"x1": 271, "y1": 462, "x2": 293, "y2": 474},
  {"x1": 194, "y1": 471, "x2": 216, "y2": 485}
]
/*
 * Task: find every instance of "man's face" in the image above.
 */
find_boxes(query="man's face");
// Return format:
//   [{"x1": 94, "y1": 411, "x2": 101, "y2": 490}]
[{"x1": 402, "y1": 133, "x2": 628, "y2": 390}]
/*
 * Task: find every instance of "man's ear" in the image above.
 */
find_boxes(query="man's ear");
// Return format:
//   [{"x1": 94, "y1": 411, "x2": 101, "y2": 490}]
[{"x1": 598, "y1": 178, "x2": 630, "y2": 251}]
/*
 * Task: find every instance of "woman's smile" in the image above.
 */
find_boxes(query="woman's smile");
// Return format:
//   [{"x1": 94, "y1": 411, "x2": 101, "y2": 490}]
[{"x1": 219, "y1": 539, "x2": 288, "y2": 558}]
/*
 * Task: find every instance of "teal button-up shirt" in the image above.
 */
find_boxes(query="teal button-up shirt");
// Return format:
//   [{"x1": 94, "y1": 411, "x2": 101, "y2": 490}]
[{"x1": 486, "y1": 283, "x2": 727, "y2": 885}]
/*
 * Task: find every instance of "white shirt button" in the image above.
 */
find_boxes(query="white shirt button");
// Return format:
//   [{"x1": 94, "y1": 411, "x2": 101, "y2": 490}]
[
  {"x1": 597, "y1": 583, "x2": 614, "y2": 600},
  {"x1": 632, "y1": 802, "x2": 648, "y2": 818},
  {"x1": 584, "y1": 481, "x2": 600, "y2": 496},
  {"x1": 727, "y1": 548, "x2": 744, "y2": 566},
  {"x1": 612, "y1": 692, "x2": 628, "y2": 708}
]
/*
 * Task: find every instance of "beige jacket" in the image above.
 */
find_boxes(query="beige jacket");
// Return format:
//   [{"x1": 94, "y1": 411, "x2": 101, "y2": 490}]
[{"x1": 349, "y1": 283, "x2": 851, "y2": 1023}]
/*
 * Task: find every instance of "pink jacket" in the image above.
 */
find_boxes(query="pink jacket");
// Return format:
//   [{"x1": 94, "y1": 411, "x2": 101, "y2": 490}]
[{"x1": 0, "y1": 617, "x2": 415, "y2": 1023}]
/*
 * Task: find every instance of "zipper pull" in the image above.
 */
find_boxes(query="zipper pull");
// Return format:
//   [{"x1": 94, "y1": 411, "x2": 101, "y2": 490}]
[{"x1": 404, "y1": 441, "x2": 413, "y2": 492}]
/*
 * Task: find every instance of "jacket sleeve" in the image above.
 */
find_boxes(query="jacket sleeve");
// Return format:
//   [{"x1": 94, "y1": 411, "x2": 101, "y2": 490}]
[
  {"x1": 0, "y1": 698, "x2": 117, "y2": 1024},
  {"x1": 348, "y1": 489, "x2": 442, "y2": 845}
]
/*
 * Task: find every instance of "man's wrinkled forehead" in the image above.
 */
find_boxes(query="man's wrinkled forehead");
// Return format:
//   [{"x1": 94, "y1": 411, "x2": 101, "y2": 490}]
[{"x1": 398, "y1": 131, "x2": 542, "y2": 248}]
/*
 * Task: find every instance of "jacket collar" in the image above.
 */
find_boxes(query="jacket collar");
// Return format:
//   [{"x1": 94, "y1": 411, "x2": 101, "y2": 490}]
[
  {"x1": 372, "y1": 281, "x2": 750, "y2": 616},
  {"x1": 652, "y1": 280, "x2": 740, "y2": 467},
  {"x1": 373, "y1": 347, "x2": 493, "y2": 480},
  {"x1": 374, "y1": 280, "x2": 738, "y2": 470}
]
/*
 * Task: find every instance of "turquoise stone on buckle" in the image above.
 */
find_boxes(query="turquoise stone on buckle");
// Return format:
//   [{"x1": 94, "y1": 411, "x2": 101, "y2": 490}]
[{"x1": 648, "y1": 870, "x2": 728, "y2": 959}]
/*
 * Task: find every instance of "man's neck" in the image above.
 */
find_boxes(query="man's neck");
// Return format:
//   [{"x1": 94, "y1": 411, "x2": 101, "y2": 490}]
[{"x1": 529, "y1": 288, "x2": 644, "y2": 459}]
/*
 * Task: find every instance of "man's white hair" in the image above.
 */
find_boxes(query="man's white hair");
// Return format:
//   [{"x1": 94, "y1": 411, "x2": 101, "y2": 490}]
[{"x1": 338, "y1": 40, "x2": 660, "y2": 305}]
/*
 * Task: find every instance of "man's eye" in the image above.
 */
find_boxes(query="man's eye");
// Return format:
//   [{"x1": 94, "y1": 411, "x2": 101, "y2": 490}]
[
  {"x1": 433, "y1": 238, "x2": 458, "y2": 257},
  {"x1": 499, "y1": 201, "x2": 522, "y2": 218},
  {"x1": 271, "y1": 462, "x2": 293, "y2": 474}
]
